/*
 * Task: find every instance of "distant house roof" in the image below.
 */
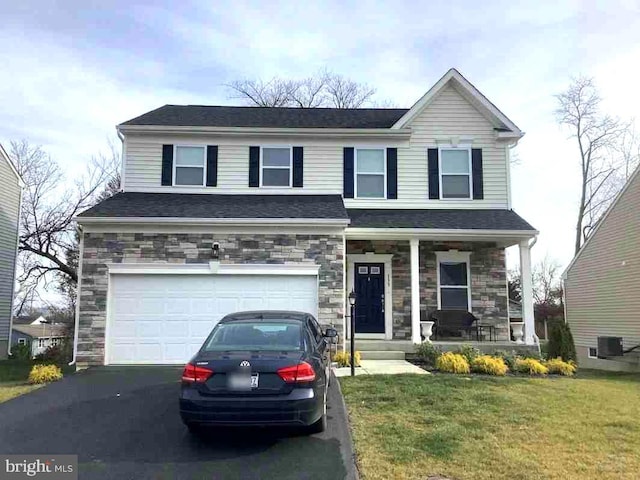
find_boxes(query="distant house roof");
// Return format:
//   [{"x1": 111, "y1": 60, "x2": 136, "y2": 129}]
[
  {"x1": 77, "y1": 193, "x2": 350, "y2": 220},
  {"x1": 12, "y1": 324, "x2": 67, "y2": 339},
  {"x1": 347, "y1": 209, "x2": 536, "y2": 231},
  {"x1": 120, "y1": 105, "x2": 409, "y2": 129}
]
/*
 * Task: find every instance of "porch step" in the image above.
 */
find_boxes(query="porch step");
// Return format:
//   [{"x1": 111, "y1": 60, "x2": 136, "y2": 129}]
[
  {"x1": 358, "y1": 350, "x2": 406, "y2": 360},
  {"x1": 348, "y1": 340, "x2": 415, "y2": 353}
]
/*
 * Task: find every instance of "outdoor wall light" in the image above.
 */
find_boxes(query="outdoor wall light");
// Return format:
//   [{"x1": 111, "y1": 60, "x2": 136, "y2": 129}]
[
  {"x1": 212, "y1": 243, "x2": 220, "y2": 260},
  {"x1": 348, "y1": 290, "x2": 356, "y2": 306}
]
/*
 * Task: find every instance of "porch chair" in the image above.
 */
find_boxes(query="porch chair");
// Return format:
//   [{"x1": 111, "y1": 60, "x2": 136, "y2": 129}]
[{"x1": 428, "y1": 310, "x2": 480, "y2": 341}]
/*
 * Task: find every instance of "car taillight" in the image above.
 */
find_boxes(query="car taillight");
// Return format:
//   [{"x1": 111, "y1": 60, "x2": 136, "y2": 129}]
[
  {"x1": 182, "y1": 363, "x2": 213, "y2": 383},
  {"x1": 277, "y1": 361, "x2": 316, "y2": 383}
]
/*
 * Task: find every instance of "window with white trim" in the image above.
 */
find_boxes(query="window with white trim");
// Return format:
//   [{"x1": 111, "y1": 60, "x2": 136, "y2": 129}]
[
  {"x1": 261, "y1": 147, "x2": 292, "y2": 187},
  {"x1": 51, "y1": 338, "x2": 61, "y2": 346},
  {"x1": 355, "y1": 148, "x2": 385, "y2": 198},
  {"x1": 174, "y1": 146, "x2": 206, "y2": 186},
  {"x1": 437, "y1": 252, "x2": 471, "y2": 311},
  {"x1": 588, "y1": 347, "x2": 597, "y2": 358},
  {"x1": 38, "y1": 338, "x2": 46, "y2": 348},
  {"x1": 440, "y1": 147, "x2": 471, "y2": 199},
  {"x1": 18, "y1": 338, "x2": 26, "y2": 345}
]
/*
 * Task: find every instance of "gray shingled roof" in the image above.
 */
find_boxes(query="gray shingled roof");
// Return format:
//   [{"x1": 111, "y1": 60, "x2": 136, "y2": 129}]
[
  {"x1": 12, "y1": 324, "x2": 68, "y2": 339},
  {"x1": 347, "y1": 209, "x2": 536, "y2": 231},
  {"x1": 120, "y1": 105, "x2": 409, "y2": 129},
  {"x1": 78, "y1": 193, "x2": 349, "y2": 219}
]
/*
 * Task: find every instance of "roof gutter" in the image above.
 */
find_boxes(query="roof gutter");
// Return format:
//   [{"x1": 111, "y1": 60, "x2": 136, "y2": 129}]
[
  {"x1": 117, "y1": 124, "x2": 412, "y2": 139},
  {"x1": 345, "y1": 227, "x2": 538, "y2": 240}
]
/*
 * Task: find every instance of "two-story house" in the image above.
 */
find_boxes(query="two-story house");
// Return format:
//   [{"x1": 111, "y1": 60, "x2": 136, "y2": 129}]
[
  {"x1": 73, "y1": 68, "x2": 538, "y2": 366},
  {"x1": 0, "y1": 143, "x2": 24, "y2": 359}
]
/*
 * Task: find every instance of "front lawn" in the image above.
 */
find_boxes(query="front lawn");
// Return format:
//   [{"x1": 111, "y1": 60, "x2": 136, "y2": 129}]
[
  {"x1": 0, "y1": 360, "x2": 73, "y2": 403},
  {"x1": 340, "y1": 370, "x2": 640, "y2": 480}
]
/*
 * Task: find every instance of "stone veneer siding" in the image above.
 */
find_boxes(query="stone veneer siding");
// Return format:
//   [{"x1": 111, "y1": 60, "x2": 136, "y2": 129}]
[
  {"x1": 347, "y1": 240, "x2": 508, "y2": 340},
  {"x1": 78, "y1": 232, "x2": 344, "y2": 365}
]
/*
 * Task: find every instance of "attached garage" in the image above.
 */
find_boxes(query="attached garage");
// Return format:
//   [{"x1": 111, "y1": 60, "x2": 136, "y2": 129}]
[{"x1": 106, "y1": 265, "x2": 319, "y2": 365}]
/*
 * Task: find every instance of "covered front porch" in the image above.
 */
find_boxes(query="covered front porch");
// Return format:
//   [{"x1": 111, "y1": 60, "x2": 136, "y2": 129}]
[{"x1": 343, "y1": 222, "x2": 538, "y2": 353}]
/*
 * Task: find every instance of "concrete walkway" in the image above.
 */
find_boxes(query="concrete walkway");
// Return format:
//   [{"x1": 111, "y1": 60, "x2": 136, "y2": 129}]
[{"x1": 333, "y1": 359, "x2": 429, "y2": 377}]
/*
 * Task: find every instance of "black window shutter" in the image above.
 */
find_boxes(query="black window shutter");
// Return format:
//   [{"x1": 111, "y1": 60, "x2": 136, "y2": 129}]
[
  {"x1": 249, "y1": 146, "x2": 260, "y2": 187},
  {"x1": 293, "y1": 147, "x2": 303, "y2": 187},
  {"x1": 161, "y1": 145, "x2": 173, "y2": 186},
  {"x1": 386, "y1": 148, "x2": 398, "y2": 199},
  {"x1": 472, "y1": 148, "x2": 484, "y2": 199},
  {"x1": 428, "y1": 148, "x2": 440, "y2": 199},
  {"x1": 206, "y1": 145, "x2": 218, "y2": 187},
  {"x1": 343, "y1": 147, "x2": 354, "y2": 198}
]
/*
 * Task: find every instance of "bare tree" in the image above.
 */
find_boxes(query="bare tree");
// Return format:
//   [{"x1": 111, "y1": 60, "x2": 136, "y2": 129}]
[
  {"x1": 555, "y1": 77, "x2": 625, "y2": 254},
  {"x1": 10, "y1": 140, "x2": 120, "y2": 314},
  {"x1": 226, "y1": 70, "x2": 378, "y2": 109},
  {"x1": 324, "y1": 73, "x2": 376, "y2": 108},
  {"x1": 614, "y1": 122, "x2": 640, "y2": 180}
]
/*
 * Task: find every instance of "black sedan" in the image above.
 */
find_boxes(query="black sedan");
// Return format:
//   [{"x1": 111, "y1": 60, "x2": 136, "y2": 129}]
[{"x1": 179, "y1": 310, "x2": 338, "y2": 434}]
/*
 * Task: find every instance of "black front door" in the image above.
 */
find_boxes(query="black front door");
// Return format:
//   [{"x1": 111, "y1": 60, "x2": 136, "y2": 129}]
[{"x1": 354, "y1": 263, "x2": 385, "y2": 334}]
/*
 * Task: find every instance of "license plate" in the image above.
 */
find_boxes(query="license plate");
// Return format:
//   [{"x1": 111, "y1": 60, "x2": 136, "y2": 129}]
[{"x1": 228, "y1": 373, "x2": 259, "y2": 390}]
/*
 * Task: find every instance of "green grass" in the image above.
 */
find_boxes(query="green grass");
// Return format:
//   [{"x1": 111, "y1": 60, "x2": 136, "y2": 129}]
[
  {"x1": 340, "y1": 370, "x2": 640, "y2": 480},
  {"x1": 0, "y1": 360, "x2": 73, "y2": 403}
]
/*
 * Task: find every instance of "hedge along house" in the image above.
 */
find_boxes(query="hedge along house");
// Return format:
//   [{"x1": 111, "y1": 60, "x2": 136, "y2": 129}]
[{"x1": 72, "y1": 69, "x2": 538, "y2": 367}]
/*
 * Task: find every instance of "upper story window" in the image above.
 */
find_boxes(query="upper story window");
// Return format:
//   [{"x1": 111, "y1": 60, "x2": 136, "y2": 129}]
[
  {"x1": 355, "y1": 148, "x2": 386, "y2": 198},
  {"x1": 175, "y1": 146, "x2": 206, "y2": 186},
  {"x1": 440, "y1": 147, "x2": 471, "y2": 199},
  {"x1": 261, "y1": 147, "x2": 292, "y2": 187}
]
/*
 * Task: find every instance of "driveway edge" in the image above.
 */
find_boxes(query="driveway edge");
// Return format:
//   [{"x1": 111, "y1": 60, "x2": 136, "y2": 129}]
[{"x1": 333, "y1": 374, "x2": 360, "y2": 480}]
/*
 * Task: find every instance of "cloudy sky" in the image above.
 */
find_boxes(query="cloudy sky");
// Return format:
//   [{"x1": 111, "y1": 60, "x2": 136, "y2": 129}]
[{"x1": 2, "y1": 0, "x2": 640, "y2": 271}]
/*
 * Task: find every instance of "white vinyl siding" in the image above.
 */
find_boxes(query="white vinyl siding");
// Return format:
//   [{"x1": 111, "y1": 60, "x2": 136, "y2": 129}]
[
  {"x1": 565, "y1": 168, "x2": 640, "y2": 369},
  {"x1": 0, "y1": 155, "x2": 21, "y2": 347},
  {"x1": 121, "y1": 85, "x2": 509, "y2": 208}
]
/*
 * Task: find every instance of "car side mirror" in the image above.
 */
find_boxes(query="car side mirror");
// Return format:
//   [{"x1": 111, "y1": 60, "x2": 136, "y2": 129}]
[{"x1": 323, "y1": 328, "x2": 338, "y2": 338}]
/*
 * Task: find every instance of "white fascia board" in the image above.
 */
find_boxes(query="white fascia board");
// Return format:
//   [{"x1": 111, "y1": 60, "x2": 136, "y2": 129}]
[
  {"x1": 0, "y1": 143, "x2": 25, "y2": 188},
  {"x1": 117, "y1": 124, "x2": 411, "y2": 139},
  {"x1": 107, "y1": 262, "x2": 320, "y2": 276},
  {"x1": 345, "y1": 227, "x2": 538, "y2": 243},
  {"x1": 391, "y1": 68, "x2": 523, "y2": 137},
  {"x1": 76, "y1": 216, "x2": 351, "y2": 227}
]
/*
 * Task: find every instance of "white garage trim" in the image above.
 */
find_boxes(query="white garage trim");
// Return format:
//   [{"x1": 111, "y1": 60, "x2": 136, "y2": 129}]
[
  {"x1": 104, "y1": 263, "x2": 320, "y2": 365},
  {"x1": 107, "y1": 262, "x2": 320, "y2": 276}
]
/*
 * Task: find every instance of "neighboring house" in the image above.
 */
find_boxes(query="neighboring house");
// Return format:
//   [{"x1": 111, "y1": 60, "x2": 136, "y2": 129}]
[
  {"x1": 29, "y1": 315, "x2": 49, "y2": 325},
  {"x1": 74, "y1": 68, "x2": 538, "y2": 366},
  {"x1": 564, "y1": 165, "x2": 640, "y2": 372},
  {"x1": 11, "y1": 324, "x2": 67, "y2": 357},
  {"x1": 0, "y1": 143, "x2": 24, "y2": 359}
]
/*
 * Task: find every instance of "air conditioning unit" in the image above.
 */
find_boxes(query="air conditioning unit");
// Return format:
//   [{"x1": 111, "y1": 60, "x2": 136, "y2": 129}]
[{"x1": 597, "y1": 337, "x2": 623, "y2": 358}]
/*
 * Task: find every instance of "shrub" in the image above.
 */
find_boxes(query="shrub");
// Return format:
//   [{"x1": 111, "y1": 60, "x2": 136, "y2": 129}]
[
  {"x1": 456, "y1": 344, "x2": 481, "y2": 364},
  {"x1": 415, "y1": 342, "x2": 442, "y2": 367},
  {"x1": 11, "y1": 342, "x2": 32, "y2": 361},
  {"x1": 545, "y1": 357, "x2": 577, "y2": 376},
  {"x1": 492, "y1": 350, "x2": 517, "y2": 371},
  {"x1": 471, "y1": 355, "x2": 509, "y2": 376},
  {"x1": 28, "y1": 364, "x2": 63, "y2": 384},
  {"x1": 515, "y1": 358, "x2": 548, "y2": 375},
  {"x1": 333, "y1": 350, "x2": 361, "y2": 367},
  {"x1": 34, "y1": 343, "x2": 72, "y2": 364},
  {"x1": 547, "y1": 320, "x2": 577, "y2": 363},
  {"x1": 436, "y1": 352, "x2": 470, "y2": 374}
]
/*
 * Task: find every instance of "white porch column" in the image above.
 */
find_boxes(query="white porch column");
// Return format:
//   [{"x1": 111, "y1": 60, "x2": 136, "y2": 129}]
[
  {"x1": 410, "y1": 238, "x2": 421, "y2": 344},
  {"x1": 519, "y1": 239, "x2": 535, "y2": 345}
]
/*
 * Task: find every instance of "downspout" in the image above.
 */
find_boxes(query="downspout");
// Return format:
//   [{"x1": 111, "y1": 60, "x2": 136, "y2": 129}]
[
  {"x1": 7, "y1": 186, "x2": 24, "y2": 357},
  {"x1": 68, "y1": 224, "x2": 84, "y2": 366}
]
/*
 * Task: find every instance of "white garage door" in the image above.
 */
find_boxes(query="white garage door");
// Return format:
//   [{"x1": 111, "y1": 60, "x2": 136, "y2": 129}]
[{"x1": 107, "y1": 274, "x2": 318, "y2": 365}]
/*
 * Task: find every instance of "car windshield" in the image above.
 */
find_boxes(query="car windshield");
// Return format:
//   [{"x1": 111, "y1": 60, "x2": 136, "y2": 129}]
[{"x1": 203, "y1": 320, "x2": 303, "y2": 352}]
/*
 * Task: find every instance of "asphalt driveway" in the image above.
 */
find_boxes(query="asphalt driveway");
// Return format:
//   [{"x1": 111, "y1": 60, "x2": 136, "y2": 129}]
[{"x1": 0, "y1": 367, "x2": 357, "y2": 480}]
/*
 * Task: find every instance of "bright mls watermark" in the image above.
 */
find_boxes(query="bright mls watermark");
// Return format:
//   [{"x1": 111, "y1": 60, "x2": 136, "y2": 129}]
[{"x1": 1, "y1": 456, "x2": 77, "y2": 479}]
